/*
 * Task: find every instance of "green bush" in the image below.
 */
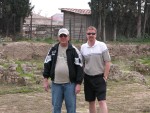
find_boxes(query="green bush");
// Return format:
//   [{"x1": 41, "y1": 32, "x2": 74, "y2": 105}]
[{"x1": 116, "y1": 34, "x2": 150, "y2": 43}]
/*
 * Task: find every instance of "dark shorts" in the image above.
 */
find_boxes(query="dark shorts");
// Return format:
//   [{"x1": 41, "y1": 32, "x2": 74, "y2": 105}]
[{"x1": 84, "y1": 73, "x2": 107, "y2": 102}]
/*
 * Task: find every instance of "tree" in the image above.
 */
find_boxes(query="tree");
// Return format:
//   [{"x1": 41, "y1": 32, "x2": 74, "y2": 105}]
[
  {"x1": 89, "y1": 0, "x2": 110, "y2": 41},
  {"x1": 88, "y1": 0, "x2": 150, "y2": 40},
  {"x1": 108, "y1": 0, "x2": 124, "y2": 41},
  {"x1": 89, "y1": 0, "x2": 100, "y2": 40},
  {"x1": 0, "y1": 0, "x2": 33, "y2": 39},
  {"x1": 143, "y1": 0, "x2": 150, "y2": 35},
  {"x1": 136, "y1": 0, "x2": 142, "y2": 38},
  {"x1": 110, "y1": 0, "x2": 137, "y2": 40}
]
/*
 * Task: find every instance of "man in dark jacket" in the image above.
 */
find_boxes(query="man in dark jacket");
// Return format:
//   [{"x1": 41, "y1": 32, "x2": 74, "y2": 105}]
[{"x1": 43, "y1": 28, "x2": 83, "y2": 113}]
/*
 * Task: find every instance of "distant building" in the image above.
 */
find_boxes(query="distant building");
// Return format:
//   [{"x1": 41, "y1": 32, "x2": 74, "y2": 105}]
[
  {"x1": 51, "y1": 13, "x2": 63, "y2": 36},
  {"x1": 23, "y1": 8, "x2": 92, "y2": 39},
  {"x1": 23, "y1": 13, "x2": 63, "y2": 38}
]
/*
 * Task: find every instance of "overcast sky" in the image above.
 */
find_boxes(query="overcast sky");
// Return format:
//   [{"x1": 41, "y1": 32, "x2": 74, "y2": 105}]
[{"x1": 30, "y1": 0, "x2": 90, "y2": 17}]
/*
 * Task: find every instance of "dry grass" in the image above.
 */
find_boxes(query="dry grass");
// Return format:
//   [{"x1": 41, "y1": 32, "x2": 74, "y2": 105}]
[
  {"x1": 0, "y1": 80, "x2": 150, "y2": 113},
  {"x1": 107, "y1": 81, "x2": 150, "y2": 113}
]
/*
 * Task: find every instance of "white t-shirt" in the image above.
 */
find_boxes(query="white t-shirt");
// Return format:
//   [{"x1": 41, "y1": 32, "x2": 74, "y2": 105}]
[{"x1": 54, "y1": 45, "x2": 70, "y2": 83}]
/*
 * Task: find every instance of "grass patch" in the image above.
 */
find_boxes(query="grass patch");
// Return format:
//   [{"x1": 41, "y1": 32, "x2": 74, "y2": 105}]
[
  {"x1": 30, "y1": 59, "x2": 44, "y2": 70},
  {"x1": 20, "y1": 73, "x2": 33, "y2": 78},
  {"x1": 145, "y1": 75, "x2": 150, "y2": 86},
  {"x1": 15, "y1": 59, "x2": 43, "y2": 75},
  {"x1": 111, "y1": 59, "x2": 133, "y2": 71},
  {"x1": 15, "y1": 60, "x2": 33, "y2": 77},
  {"x1": 1, "y1": 63, "x2": 9, "y2": 68},
  {"x1": 116, "y1": 34, "x2": 150, "y2": 44},
  {"x1": 17, "y1": 37, "x2": 85, "y2": 45},
  {"x1": 0, "y1": 85, "x2": 43, "y2": 95},
  {"x1": 31, "y1": 37, "x2": 58, "y2": 44},
  {"x1": 16, "y1": 36, "x2": 58, "y2": 44},
  {"x1": 137, "y1": 57, "x2": 150, "y2": 66},
  {"x1": 15, "y1": 60, "x2": 23, "y2": 73}
]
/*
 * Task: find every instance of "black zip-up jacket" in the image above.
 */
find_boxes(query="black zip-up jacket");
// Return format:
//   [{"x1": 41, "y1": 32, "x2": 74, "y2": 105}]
[{"x1": 43, "y1": 43, "x2": 83, "y2": 84}]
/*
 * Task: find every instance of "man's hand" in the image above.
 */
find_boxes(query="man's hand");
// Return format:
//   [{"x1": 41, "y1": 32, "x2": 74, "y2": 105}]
[
  {"x1": 43, "y1": 78, "x2": 49, "y2": 92},
  {"x1": 103, "y1": 76, "x2": 107, "y2": 82},
  {"x1": 75, "y1": 84, "x2": 81, "y2": 94}
]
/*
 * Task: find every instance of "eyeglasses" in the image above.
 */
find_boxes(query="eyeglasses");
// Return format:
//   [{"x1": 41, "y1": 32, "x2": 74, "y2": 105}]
[
  {"x1": 59, "y1": 34, "x2": 67, "y2": 38},
  {"x1": 87, "y1": 33, "x2": 96, "y2": 35}
]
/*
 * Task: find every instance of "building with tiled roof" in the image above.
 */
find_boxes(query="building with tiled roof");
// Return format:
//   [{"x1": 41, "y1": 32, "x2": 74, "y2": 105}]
[
  {"x1": 60, "y1": 8, "x2": 92, "y2": 40},
  {"x1": 23, "y1": 8, "x2": 93, "y2": 39}
]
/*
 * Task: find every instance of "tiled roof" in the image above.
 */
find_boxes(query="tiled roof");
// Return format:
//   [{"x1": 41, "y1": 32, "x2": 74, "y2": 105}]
[{"x1": 60, "y1": 8, "x2": 91, "y2": 15}]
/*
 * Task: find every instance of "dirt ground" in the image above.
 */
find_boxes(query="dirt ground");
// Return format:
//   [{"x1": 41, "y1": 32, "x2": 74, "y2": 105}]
[
  {"x1": 0, "y1": 42, "x2": 150, "y2": 113},
  {"x1": 0, "y1": 81, "x2": 150, "y2": 113}
]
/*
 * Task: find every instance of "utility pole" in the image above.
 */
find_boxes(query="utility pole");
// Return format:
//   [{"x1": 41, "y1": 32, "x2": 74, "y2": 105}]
[
  {"x1": 12, "y1": 13, "x2": 16, "y2": 41},
  {"x1": 30, "y1": 12, "x2": 33, "y2": 39},
  {"x1": 69, "y1": 18, "x2": 71, "y2": 41},
  {"x1": 51, "y1": 16, "x2": 53, "y2": 39}
]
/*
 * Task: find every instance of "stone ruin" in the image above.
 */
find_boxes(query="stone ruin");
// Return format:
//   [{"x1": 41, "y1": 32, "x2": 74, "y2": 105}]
[
  {"x1": 0, "y1": 42, "x2": 149, "y2": 85},
  {"x1": 0, "y1": 60, "x2": 43, "y2": 86}
]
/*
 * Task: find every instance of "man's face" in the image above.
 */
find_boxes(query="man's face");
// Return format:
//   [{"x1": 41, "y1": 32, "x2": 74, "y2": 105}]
[
  {"x1": 86, "y1": 29, "x2": 96, "y2": 41},
  {"x1": 58, "y1": 34, "x2": 69, "y2": 46}
]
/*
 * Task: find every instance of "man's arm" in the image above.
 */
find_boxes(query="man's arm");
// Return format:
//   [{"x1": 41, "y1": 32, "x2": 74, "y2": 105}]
[
  {"x1": 104, "y1": 61, "x2": 111, "y2": 81},
  {"x1": 43, "y1": 78, "x2": 49, "y2": 92}
]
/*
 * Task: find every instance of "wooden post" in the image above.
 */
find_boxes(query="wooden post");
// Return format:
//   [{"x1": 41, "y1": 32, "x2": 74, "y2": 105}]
[
  {"x1": 51, "y1": 16, "x2": 53, "y2": 39},
  {"x1": 30, "y1": 13, "x2": 33, "y2": 39}
]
